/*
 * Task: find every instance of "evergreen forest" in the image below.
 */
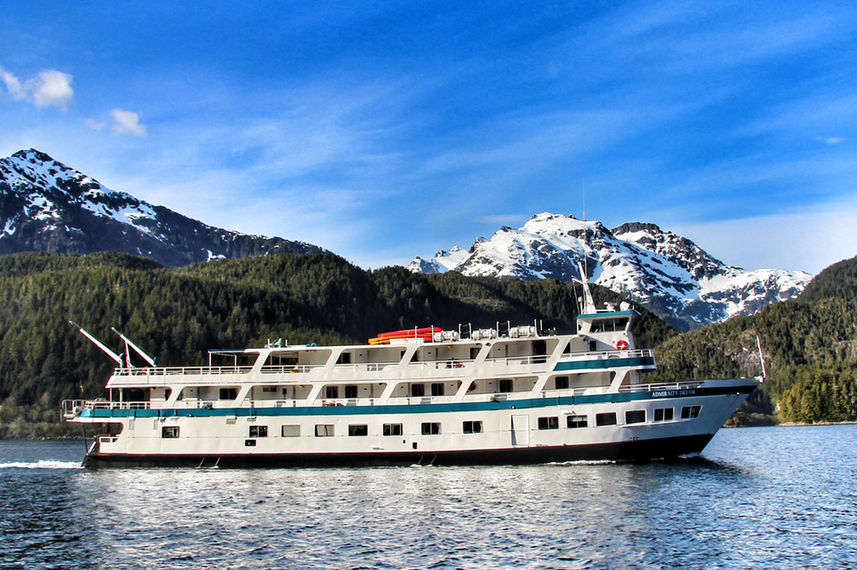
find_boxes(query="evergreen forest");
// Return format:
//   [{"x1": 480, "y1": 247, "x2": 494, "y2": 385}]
[{"x1": 0, "y1": 251, "x2": 854, "y2": 438}]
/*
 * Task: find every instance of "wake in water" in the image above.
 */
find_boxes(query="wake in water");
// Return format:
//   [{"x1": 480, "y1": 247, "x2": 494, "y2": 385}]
[{"x1": 0, "y1": 460, "x2": 83, "y2": 470}]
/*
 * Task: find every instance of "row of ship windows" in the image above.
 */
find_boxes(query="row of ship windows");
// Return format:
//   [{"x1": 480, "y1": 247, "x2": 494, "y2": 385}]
[
  {"x1": 159, "y1": 406, "x2": 702, "y2": 440},
  {"x1": 220, "y1": 377, "x2": 563, "y2": 401}
]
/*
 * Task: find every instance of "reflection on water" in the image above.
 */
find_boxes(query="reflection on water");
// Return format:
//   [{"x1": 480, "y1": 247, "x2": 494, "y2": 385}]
[{"x1": 1, "y1": 426, "x2": 856, "y2": 568}]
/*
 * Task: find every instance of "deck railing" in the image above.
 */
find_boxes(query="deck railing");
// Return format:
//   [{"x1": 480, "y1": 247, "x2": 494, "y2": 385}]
[{"x1": 112, "y1": 366, "x2": 253, "y2": 377}]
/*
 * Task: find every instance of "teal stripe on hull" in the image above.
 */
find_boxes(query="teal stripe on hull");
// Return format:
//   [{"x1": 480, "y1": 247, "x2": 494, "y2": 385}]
[
  {"x1": 553, "y1": 356, "x2": 655, "y2": 370},
  {"x1": 80, "y1": 384, "x2": 754, "y2": 419}
]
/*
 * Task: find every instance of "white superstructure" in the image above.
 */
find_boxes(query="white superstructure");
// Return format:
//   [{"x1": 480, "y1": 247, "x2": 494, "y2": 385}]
[{"x1": 62, "y1": 280, "x2": 758, "y2": 467}]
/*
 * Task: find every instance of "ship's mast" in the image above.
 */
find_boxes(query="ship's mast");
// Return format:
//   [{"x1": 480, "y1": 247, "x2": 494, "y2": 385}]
[
  {"x1": 69, "y1": 321, "x2": 123, "y2": 366},
  {"x1": 112, "y1": 327, "x2": 157, "y2": 367}
]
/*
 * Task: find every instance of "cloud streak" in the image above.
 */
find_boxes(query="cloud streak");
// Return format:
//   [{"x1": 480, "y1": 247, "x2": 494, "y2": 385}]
[
  {"x1": 109, "y1": 109, "x2": 147, "y2": 137},
  {"x1": 0, "y1": 67, "x2": 73, "y2": 110}
]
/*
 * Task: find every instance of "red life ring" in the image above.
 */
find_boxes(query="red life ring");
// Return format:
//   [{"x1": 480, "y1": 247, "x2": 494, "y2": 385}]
[{"x1": 616, "y1": 340, "x2": 628, "y2": 351}]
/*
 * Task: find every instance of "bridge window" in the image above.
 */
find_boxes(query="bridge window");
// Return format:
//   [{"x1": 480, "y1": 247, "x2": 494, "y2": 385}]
[
  {"x1": 654, "y1": 408, "x2": 674, "y2": 422},
  {"x1": 538, "y1": 416, "x2": 559, "y2": 430},
  {"x1": 161, "y1": 426, "x2": 179, "y2": 438},
  {"x1": 681, "y1": 405, "x2": 701, "y2": 419},
  {"x1": 249, "y1": 425, "x2": 268, "y2": 438},
  {"x1": 625, "y1": 410, "x2": 646, "y2": 424},
  {"x1": 567, "y1": 415, "x2": 588, "y2": 428},
  {"x1": 596, "y1": 412, "x2": 617, "y2": 426}
]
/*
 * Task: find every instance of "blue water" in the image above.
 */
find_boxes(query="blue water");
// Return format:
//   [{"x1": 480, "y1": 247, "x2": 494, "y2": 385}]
[{"x1": 1, "y1": 426, "x2": 856, "y2": 568}]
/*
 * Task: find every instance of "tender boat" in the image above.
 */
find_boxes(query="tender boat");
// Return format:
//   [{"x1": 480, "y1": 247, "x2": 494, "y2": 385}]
[{"x1": 62, "y1": 276, "x2": 759, "y2": 467}]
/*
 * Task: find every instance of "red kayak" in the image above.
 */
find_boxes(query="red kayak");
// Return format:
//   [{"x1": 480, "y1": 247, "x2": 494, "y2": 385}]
[{"x1": 376, "y1": 326, "x2": 442, "y2": 338}]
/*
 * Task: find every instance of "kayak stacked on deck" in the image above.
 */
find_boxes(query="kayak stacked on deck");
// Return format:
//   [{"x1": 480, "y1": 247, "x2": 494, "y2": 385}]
[{"x1": 368, "y1": 326, "x2": 444, "y2": 345}]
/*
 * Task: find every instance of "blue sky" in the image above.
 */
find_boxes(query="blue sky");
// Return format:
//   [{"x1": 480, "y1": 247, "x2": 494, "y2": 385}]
[{"x1": 2, "y1": 1, "x2": 856, "y2": 274}]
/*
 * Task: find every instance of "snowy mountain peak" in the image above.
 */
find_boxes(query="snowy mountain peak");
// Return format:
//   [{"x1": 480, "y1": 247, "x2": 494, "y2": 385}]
[
  {"x1": 408, "y1": 212, "x2": 811, "y2": 330},
  {"x1": 0, "y1": 149, "x2": 322, "y2": 265}
]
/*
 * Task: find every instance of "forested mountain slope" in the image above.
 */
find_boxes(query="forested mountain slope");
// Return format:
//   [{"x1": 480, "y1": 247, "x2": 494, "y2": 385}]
[
  {"x1": 0, "y1": 251, "x2": 671, "y2": 438},
  {"x1": 650, "y1": 256, "x2": 857, "y2": 424}
]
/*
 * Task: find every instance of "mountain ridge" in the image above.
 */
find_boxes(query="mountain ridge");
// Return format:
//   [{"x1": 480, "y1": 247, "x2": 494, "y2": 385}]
[
  {"x1": 408, "y1": 212, "x2": 810, "y2": 330},
  {"x1": 0, "y1": 148, "x2": 323, "y2": 266}
]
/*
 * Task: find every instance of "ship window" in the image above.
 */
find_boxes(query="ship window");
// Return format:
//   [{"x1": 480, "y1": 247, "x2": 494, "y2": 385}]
[
  {"x1": 383, "y1": 423, "x2": 403, "y2": 436},
  {"x1": 470, "y1": 347, "x2": 480, "y2": 360},
  {"x1": 555, "y1": 376, "x2": 569, "y2": 390},
  {"x1": 411, "y1": 384, "x2": 425, "y2": 397},
  {"x1": 219, "y1": 388, "x2": 238, "y2": 400},
  {"x1": 499, "y1": 379, "x2": 513, "y2": 393},
  {"x1": 345, "y1": 385, "x2": 358, "y2": 398},
  {"x1": 249, "y1": 425, "x2": 268, "y2": 438},
  {"x1": 421, "y1": 422, "x2": 441, "y2": 435},
  {"x1": 281, "y1": 425, "x2": 300, "y2": 437},
  {"x1": 537, "y1": 416, "x2": 559, "y2": 430},
  {"x1": 567, "y1": 415, "x2": 588, "y2": 428},
  {"x1": 315, "y1": 424, "x2": 334, "y2": 437},
  {"x1": 337, "y1": 352, "x2": 351, "y2": 364},
  {"x1": 625, "y1": 410, "x2": 646, "y2": 424},
  {"x1": 589, "y1": 341, "x2": 597, "y2": 352},
  {"x1": 261, "y1": 386, "x2": 277, "y2": 393},
  {"x1": 681, "y1": 405, "x2": 701, "y2": 419},
  {"x1": 348, "y1": 424, "x2": 368, "y2": 436},
  {"x1": 161, "y1": 426, "x2": 180, "y2": 438},
  {"x1": 245, "y1": 439, "x2": 256, "y2": 447},
  {"x1": 463, "y1": 420, "x2": 483, "y2": 434},
  {"x1": 431, "y1": 383, "x2": 445, "y2": 396},
  {"x1": 325, "y1": 386, "x2": 339, "y2": 399},
  {"x1": 596, "y1": 412, "x2": 617, "y2": 426},
  {"x1": 654, "y1": 408, "x2": 674, "y2": 422}
]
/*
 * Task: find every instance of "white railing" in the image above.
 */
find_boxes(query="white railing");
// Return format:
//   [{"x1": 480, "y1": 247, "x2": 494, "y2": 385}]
[
  {"x1": 618, "y1": 380, "x2": 702, "y2": 393},
  {"x1": 561, "y1": 348, "x2": 654, "y2": 362},
  {"x1": 483, "y1": 355, "x2": 549, "y2": 367},
  {"x1": 260, "y1": 364, "x2": 325, "y2": 374},
  {"x1": 113, "y1": 366, "x2": 253, "y2": 377}
]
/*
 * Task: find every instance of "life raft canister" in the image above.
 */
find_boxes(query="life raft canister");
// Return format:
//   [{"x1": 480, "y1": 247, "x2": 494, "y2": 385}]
[{"x1": 615, "y1": 339, "x2": 629, "y2": 351}]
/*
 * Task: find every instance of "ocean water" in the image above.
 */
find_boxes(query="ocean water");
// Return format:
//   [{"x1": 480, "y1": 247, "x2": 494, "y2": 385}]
[{"x1": 1, "y1": 426, "x2": 856, "y2": 568}]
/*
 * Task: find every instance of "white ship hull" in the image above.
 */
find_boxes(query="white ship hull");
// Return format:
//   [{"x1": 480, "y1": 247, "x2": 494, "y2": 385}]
[{"x1": 64, "y1": 285, "x2": 760, "y2": 467}]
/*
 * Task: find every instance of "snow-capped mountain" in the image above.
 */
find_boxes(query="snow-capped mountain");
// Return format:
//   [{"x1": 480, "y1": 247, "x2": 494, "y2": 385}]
[
  {"x1": 408, "y1": 213, "x2": 810, "y2": 330},
  {"x1": 0, "y1": 149, "x2": 322, "y2": 266}
]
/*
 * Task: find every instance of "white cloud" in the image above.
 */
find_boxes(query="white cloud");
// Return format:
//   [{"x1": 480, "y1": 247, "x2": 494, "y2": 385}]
[
  {"x1": 109, "y1": 109, "x2": 147, "y2": 137},
  {"x1": 30, "y1": 70, "x2": 74, "y2": 109},
  {"x1": 85, "y1": 118, "x2": 107, "y2": 130},
  {"x1": 671, "y1": 198, "x2": 857, "y2": 275},
  {"x1": 476, "y1": 214, "x2": 526, "y2": 225},
  {"x1": 0, "y1": 67, "x2": 73, "y2": 110},
  {"x1": 817, "y1": 136, "x2": 846, "y2": 145}
]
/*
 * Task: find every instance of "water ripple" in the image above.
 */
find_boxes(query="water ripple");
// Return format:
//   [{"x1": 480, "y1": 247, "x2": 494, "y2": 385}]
[{"x1": 1, "y1": 427, "x2": 857, "y2": 568}]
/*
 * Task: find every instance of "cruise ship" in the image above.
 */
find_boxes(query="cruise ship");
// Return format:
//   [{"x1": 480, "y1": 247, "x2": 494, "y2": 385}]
[{"x1": 62, "y1": 276, "x2": 759, "y2": 467}]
